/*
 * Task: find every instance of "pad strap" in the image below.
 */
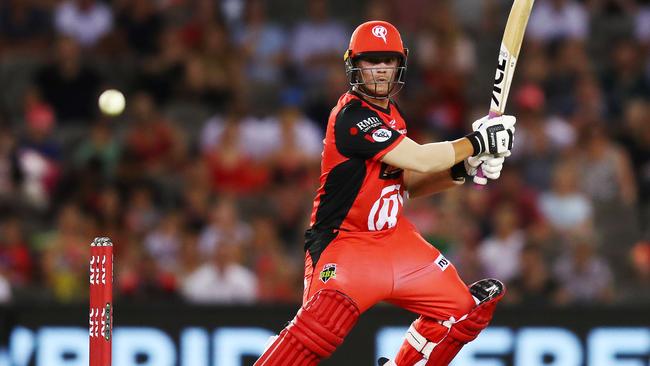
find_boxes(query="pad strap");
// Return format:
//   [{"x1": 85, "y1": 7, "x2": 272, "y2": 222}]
[
  {"x1": 404, "y1": 319, "x2": 455, "y2": 360},
  {"x1": 424, "y1": 279, "x2": 505, "y2": 366}
]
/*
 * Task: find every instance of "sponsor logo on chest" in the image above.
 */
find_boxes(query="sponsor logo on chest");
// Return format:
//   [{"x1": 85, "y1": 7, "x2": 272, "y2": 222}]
[{"x1": 356, "y1": 117, "x2": 383, "y2": 132}]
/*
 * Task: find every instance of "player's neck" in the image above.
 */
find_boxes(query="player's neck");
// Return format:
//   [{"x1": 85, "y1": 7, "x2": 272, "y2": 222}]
[
  {"x1": 352, "y1": 88, "x2": 390, "y2": 110},
  {"x1": 367, "y1": 96, "x2": 390, "y2": 109}
]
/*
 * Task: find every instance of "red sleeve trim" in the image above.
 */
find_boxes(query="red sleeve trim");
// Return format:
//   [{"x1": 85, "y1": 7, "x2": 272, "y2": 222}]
[{"x1": 373, "y1": 133, "x2": 405, "y2": 161}]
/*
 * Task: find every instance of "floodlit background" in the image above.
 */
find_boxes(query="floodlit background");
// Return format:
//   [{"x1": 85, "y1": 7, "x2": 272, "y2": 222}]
[{"x1": 0, "y1": 0, "x2": 648, "y2": 365}]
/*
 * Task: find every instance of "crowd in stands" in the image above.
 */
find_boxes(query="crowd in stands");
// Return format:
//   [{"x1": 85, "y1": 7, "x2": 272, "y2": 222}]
[{"x1": 0, "y1": 0, "x2": 648, "y2": 306}]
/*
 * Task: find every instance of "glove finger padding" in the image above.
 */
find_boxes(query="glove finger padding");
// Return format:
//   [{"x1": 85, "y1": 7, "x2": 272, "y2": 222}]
[
  {"x1": 483, "y1": 156, "x2": 505, "y2": 167},
  {"x1": 480, "y1": 156, "x2": 504, "y2": 180},
  {"x1": 481, "y1": 169, "x2": 501, "y2": 180}
]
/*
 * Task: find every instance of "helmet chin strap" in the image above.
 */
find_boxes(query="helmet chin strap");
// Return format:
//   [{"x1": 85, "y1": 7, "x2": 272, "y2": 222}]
[{"x1": 352, "y1": 85, "x2": 391, "y2": 100}]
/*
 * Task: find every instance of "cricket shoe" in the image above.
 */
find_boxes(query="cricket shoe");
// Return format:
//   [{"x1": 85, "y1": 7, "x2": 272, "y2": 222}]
[{"x1": 469, "y1": 278, "x2": 504, "y2": 305}]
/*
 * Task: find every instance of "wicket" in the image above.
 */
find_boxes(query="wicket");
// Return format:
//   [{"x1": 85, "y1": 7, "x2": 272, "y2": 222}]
[{"x1": 89, "y1": 237, "x2": 113, "y2": 366}]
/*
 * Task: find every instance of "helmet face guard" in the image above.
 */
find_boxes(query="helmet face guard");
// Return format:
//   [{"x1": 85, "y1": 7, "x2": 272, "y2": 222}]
[{"x1": 345, "y1": 51, "x2": 407, "y2": 99}]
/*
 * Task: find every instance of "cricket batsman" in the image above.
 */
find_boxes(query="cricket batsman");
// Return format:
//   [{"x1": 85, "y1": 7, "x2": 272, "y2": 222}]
[{"x1": 255, "y1": 20, "x2": 515, "y2": 366}]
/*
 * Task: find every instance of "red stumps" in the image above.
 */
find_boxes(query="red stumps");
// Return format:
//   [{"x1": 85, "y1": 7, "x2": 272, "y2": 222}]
[{"x1": 89, "y1": 237, "x2": 113, "y2": 366}]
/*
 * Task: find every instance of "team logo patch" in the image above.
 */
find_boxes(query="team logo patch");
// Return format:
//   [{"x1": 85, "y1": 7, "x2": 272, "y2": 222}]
[
  {"x1": 319, "y1": 263, "x2": 337, "y2": 283},
  {"x1": 434, "y1": 253, "x2": 450, "y2": 272},
  {"x1": 372, "y1": 128, "x2": 392, "y2": 142},
  {"x1": 372, "y1": 25, "x2": 388, "y2": 44}
]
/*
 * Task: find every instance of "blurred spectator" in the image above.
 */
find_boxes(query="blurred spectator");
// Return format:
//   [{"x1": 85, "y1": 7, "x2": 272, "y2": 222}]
[
  {"x1": 202, "y1": 111, "x2": 269, "y2": 194},
  {"x1": 122, "y1": 91, "x2": 186, "y2": 178},
  {"x1": 233, "y1": 0, "x2": 288, "y2": 86},
  {"x1": 14, "y1": 96, "x2": 61, "y2": 209},
  {"x1": 528, "y1": 0, "x2": 589, "y2": 43},
  {"x1": 198, "y1": 197, "x2": 252, "y2": 257},
  {"x1": 601, "y1": 39, "x2": 650, "y2": 118},
  {"x1": 250, "y1": 216, "x2": 301, "y2": 303},
  {"x1": 416, "y1": 1, "x2": 476, "y2": 76},
  {"x1": 554, "y1": 231, "x2": 614, "y2": 304},
  {"x1": 116, "y1": 0, "x2": 163, "y2": 56},
  {"x1": 619, "y1": 99, "x2": 650, "y2": 234},
  {"x1": 511, "y1": 92, "x2": 567, "y2": 191},
  {"x1": 269, "y1": 185, "x2": 312, "y2": 249},
  {"x1": 618, "y1": 241, "x2": 650, "y2": 304},
  {"x1": 181, "y1": 24, "x2": 242, "y2": 108},
  {"x1": 577, "y1": 123, "x2": 638, "y2": 272},
  {"x1": 38, "y1": 203, "x2": 90, "y2": 302},
  {"x1": 506, "y1": 244, "x2": 567, "y2": 307},
  {"x1": 20, "y1": 90, "x2": 61, "y2": 162},
  {"x1": 0, "y1": 265, "x2": 11, "y2": 303},
  {"x1": 571, "y1": 75, "x2": 608, "y2": 122},
  {"x1": 544, "y1": 40, "x2": 593, "y2": 116},
  {"x1": 178, "y1": 0, "x2": 224, "y2": 49},
  {"x1": 578, "y1": 124, "x2": 637, "y2": 206},
  {"x1": 290, "y1": 0, "x2": 348, "y2": 86},
  {"x1": 90, "y1": 186, "x2": 124, "y2": 242},
  {"x1": 181, "y1": 242, "x2": 257, "y2": 304},
  {"x1": 180, "y1": 182, "x2": 211, "y2": 231},
  {"x1": 414, "y1": 1, "x2": 474, "y2": 137},
  {"x1": 118, "y1": 247, "x2": 178, "y2": 302},
  {"x1": 478, "y1": 203, "x2": 526, "y2": 282},
  {"x1": 139, "y1": 26, "x2": 187, "y2": 103},
  {"x1": 34, "y1": 36, "x2": 102, "y2": 121},
  {"x1": 635, "y1": 2, "x2": 650, "y2": 46},
  {"x1": 0, "y1": 124, "x2": 17, "y2": 199},
  {"x1": 0, "y1": 0, "x2": 51, "y2": 49},
  {"x1": 54, "y1": 0, "x2": 113, "y2": 48},
  {"x1": 539, "y1": 163, "x2": 593, "y2": 233},
  {"x1": 0, "y1": 218, "x2": 33, "y2": 287},
  {"x1": 487, "y1": 169, "x2": 542, "y2": 229},
  {"x1": 144, "y1": 212, "x2": 183, "y2": 271},
  {"x1": 178, "y1": 230, "x2": 202, "y2": 279},
  {"x1": 265, "y1": 93, "x2": 323, "y2": 186},
  {"x1": 124, "y1": 186, "x2": 160, "y2": 237},
  {"x1": 73, "y1": 121, "x2": 122, "y2": 180}
]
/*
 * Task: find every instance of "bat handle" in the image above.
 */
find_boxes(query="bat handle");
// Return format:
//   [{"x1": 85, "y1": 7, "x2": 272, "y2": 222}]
[{"x1": 473, "y1": 111, "x2": 502, "y2": 186}]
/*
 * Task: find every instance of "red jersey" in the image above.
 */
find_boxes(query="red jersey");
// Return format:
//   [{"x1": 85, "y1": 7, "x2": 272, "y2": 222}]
[{"x1": 309, "y1": 91, "x2": 408, "y2": 234}]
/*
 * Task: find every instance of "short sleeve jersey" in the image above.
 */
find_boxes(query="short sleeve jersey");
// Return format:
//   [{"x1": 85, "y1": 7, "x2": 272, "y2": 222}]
[{"x1": 309, "y1": 91, "x2": 408, "y2": 233}]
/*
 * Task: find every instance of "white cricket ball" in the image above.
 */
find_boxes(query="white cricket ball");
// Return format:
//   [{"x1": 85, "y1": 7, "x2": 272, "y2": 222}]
[{"x1": 98, "y1": 89, "x2": 126, "y2": 116}]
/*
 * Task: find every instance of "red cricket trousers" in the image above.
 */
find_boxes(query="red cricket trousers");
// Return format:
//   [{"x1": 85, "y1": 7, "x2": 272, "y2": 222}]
[{"x1": 303, "y1": 219, "x2": 475, "y2": 320}]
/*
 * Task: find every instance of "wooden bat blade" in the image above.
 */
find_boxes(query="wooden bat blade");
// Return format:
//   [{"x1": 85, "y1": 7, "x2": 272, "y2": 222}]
[
  {"x1": 503, "y1": 0, "x2": 535, "y2": 59},
  {"x1": 475, "y1": 0, "x2": 534, "y2": 186},
  {"x1": 489, "y1": 0, "x2": 535, "y2": 116}
]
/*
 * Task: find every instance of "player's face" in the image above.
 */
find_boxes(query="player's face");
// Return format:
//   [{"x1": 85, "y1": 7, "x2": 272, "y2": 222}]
[{"x1": 357, "y1": 56, "x2": 399, "y2": 97}]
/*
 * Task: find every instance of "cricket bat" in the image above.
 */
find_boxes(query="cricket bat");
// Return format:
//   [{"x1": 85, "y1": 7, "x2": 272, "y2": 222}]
[{"x1": 474, "y1": 0, "x2": 535, "y2": 185}]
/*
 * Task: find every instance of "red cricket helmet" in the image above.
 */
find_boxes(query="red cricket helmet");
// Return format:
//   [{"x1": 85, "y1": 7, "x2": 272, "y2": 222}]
[{"x1": 344, "y1": 20, "x2": 408, "y2": 99}]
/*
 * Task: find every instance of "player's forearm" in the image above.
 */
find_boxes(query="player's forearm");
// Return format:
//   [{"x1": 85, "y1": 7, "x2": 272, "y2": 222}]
[
  {"x1": 382, "y1": 137, "x2": 476, "y2": 175},
  {"x1": 418, "y1": 138, "x2": 474, "y2": 173},
  {"x1": 404, "y1": 169, "x2": 462, "y2": 199}
]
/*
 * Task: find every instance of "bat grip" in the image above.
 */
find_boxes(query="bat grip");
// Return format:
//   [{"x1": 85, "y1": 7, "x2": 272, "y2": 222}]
[{"x1": 472, "y1": 111, "x2": 502, "y2": 186}]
